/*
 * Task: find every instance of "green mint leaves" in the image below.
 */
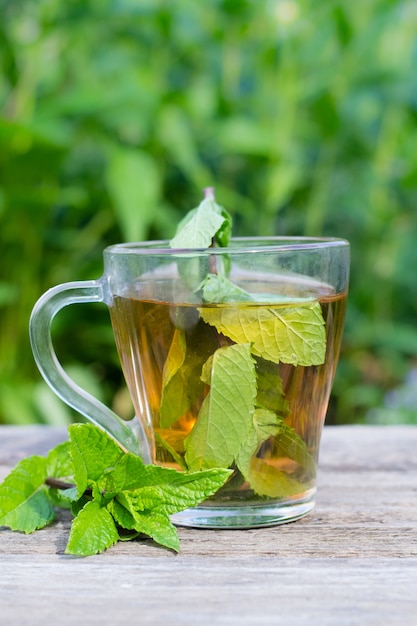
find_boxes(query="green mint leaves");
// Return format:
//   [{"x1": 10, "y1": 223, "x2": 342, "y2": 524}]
[
  {"x1": 0, "y1": 423, "x2": 231, "y2": 556},
  {"x1": 170, "y1": 187, "x2": 232, "y2": 249}
]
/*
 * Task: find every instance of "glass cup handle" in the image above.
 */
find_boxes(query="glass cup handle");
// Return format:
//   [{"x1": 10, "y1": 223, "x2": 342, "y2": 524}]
[{"x1": 29, "y1": 280, "x2": 148, "y2": 459}]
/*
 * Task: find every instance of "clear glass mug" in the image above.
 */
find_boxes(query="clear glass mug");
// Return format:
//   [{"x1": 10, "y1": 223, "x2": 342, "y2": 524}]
[{"x1": 30, "y1": 237, "x2": 349, "y2": 528}]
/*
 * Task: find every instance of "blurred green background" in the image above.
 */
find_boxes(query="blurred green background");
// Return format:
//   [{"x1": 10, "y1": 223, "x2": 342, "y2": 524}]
[{"x1": 1, "y1": 0, "x2": 416, "y2": 427}]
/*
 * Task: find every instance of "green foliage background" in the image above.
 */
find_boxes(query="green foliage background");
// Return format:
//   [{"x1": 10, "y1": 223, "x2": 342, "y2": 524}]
[{"x1": 1, "y1": 0, "x2": 416, "y2": 426}]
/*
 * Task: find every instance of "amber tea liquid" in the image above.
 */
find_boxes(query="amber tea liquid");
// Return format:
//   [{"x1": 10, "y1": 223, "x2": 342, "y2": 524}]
[{"x1": 110, "y1": 278, "x2": 346, "y2": 527}]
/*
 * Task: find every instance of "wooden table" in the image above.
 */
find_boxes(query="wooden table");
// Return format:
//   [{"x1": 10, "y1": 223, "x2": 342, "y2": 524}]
[{"x1": 1, "y1": 425, "x2": 416, "y2": 625}]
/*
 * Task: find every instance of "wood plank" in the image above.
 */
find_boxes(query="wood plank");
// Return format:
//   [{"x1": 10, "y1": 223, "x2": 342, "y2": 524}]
[
  {"x1": 1, "y1": 425, "x2": 417, "y2": 625},
  {"x1": 0, "y1": 425, "x2": 66, "y2": 466},
  {"x1": 1, "y1": 554, "x2": 417, "y2": 626}
]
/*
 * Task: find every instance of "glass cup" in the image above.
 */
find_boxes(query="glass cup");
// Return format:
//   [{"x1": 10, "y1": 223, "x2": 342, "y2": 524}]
[{"x1": 30, "y1": 237, "x2": 349, "y2": 528}]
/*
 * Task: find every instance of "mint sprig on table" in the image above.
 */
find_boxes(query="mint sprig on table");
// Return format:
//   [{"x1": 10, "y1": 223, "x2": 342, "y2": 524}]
[{"x1": 0, "y1": 423, "x2": 231, "y2": 555}]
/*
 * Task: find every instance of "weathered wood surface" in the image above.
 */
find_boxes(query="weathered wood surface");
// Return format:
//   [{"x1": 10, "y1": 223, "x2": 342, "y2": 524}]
[{"x1": 1, "y1": 425, "x2": 417, "y2": 625}]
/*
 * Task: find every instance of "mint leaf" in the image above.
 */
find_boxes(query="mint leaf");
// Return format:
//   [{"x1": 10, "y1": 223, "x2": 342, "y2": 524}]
[
  {"x1": 274, "y1": 421, "x2": 316, "y2": 477},
  {"x1": 154, "y1": 430, "x2": 187, "y2": 469},
  {"x1": 170, "y1": 190, "x2": 231, "y2": 249},
  {"x1": 108, "y1": 498, "x2": 136, "y2": 529},
  {"x1": 198, "y1": 274, "x2": 317, "y2": 306},
  {"x1": 198, "y1": 273, "x2": 253, "y2": 303},
  {"x1": 0, "y1": 456, "x2": 55, "y2": 533},
  {"x1": 170, "y1": 202, "x2": 224, "y2": 249},
  {"x1": 69, "y1": 423, "x2": 124, "y2": 497},
  {"x1": 184, "y1": 343, "x2": 256, "y2": 471},
  {"x1": 200, "y1": 301, "x2": 326, "y2": 366},
  {"x1": 111, "y1": 498, "x2": 180, "y2": 552},
  {"x1": 235, "y1": 408, "x2": 283, "y2": 486},
  {"x1": 214, "y1": 207, "x2": 232, "y2": 247},
  {"x1": 235, "y1": 408, "x2": 315, "y2": 495},
  {"x1": 44, "y1": 440, "x2": 75, "y2": 508},
  {"x1": 46, "y1": 441, "x2": 73, "y2": 480},
  {"x1": 160, "y1": 329, "x2": 188, "y2": 416},
  {"x1": 49, "y1": 486, "x2": 79, "y2": 510},
  {"x1": 66, "y1": 500, "x2": 119, "y2": 556},
  {"x1": 159, "y1": 329, "x2": 205, "y2": 429},
  {"x1": 243, "y1": 458, "x2": 306, "y2": 498},
  {"x1": 160, "y1": 329, "x2": 188, "y2": 428},
  {"x1": 0, "y1": 421, "x2": 230, "y2": 555},
  {"x1": 130, "y1": 512, "x2": 180, "y2": 552},
  {"x1": 255, "y1": 357, "x2": 290, "y2": 416}
]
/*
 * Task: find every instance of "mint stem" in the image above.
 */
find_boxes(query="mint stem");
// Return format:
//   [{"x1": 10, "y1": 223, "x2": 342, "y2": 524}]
[
  {"x1": 204, "y1": 187, "x2": 215, "y2": 201},
  {"x1": 45, "y1": 477, "x2": 75, "y2": 490},
  {"x1": 204, "y1": 187, "x2": 218, "y2": 273}
]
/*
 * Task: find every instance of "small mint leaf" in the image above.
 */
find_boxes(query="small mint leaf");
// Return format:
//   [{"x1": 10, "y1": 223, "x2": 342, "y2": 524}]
[
  {"x1": 65, "y1": 500, "x2": 119, "y2": 556},
  {"x1": 236, "y1": 407, "x2": 316, "y2": 494},
  {"x1": 69, "y1": 424, "x2": 124, "y2": 497},
  {"x1": 46, "y1": 441, "x2": 73, "y2": 480},
  {"x1": 242, "y1": 458, "x2": 306, "y2": 498},
  {"x1": 0, "y1": 456, "x2": 55, "y2": 533},
  {"x1": 274, "y1": 421, "x2": 316, "y2": 477},
  {"x1": 71, "y1": 493, "x2": 91, "y2": 517},
  {"x1": 255, "y1": 358, "x2": 290, "y2": 417},
  {"x1": 161, "y1": 329, "x2": 187, "y2": 390},
  {"x1": 236, "y1": 408, "x2": 283, "y2": 484},
  {"x1": 170, "y1": 194, "x2": 226, "y2": 249},
  {"x1": 132, "y1": 512, "x2": 180, "y2": 552},
  {"x1": 214, "y1": 206, "x2": 232, "y2": 247},
  {"x1": 159, "y1": 329, "x2": 209, "y2": 430},
  {"x1": 109, "y1": 499, "x2": 180, "y2": 551},
  {"x1": 198, "y1": 273, "x2": 253, "y2": 304},
  {"x1": 108, "y1": 498, "x2": 136, "y2": 530},
  {"x1": 49, "y1": 486, "x2": 79, "y2": 510},
  {"x1": 159, "y1": 329, "x2": 190, "y2": 428},
  {"x1": 154, "y1": 431, "x2": 188, "y2": 470}
]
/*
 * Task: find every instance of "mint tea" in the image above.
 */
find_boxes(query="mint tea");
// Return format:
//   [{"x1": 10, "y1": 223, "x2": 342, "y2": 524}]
[{"x1": 29, "y1": 185, "x2": 349, "y2": 532}]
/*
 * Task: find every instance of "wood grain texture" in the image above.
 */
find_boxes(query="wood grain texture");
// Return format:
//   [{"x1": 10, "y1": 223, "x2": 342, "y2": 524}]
[{"x1": 1, "y1": 425, "x2": 417, "y2": 625}]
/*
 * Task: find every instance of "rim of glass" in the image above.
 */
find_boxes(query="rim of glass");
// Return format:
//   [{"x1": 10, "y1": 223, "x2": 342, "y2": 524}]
[{"x1": 105, "y1": 236, "x2": 349, "y2": 256}]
